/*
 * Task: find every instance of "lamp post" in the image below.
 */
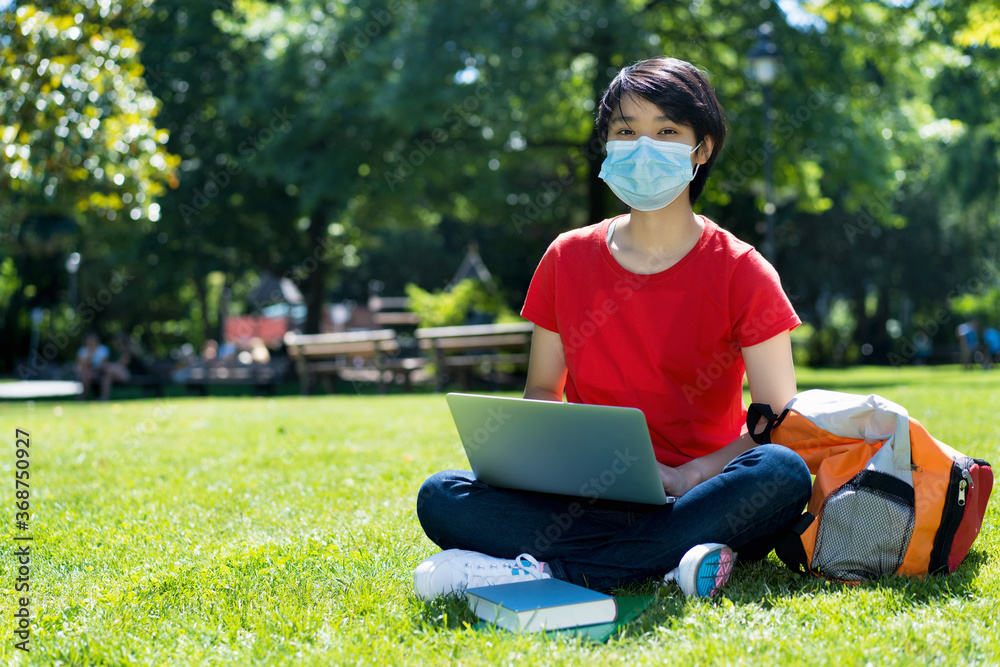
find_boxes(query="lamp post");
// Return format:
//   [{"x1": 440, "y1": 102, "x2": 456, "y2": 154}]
[
  {"x1": 29, "y1": 307, "x2": 44, "y2": 365},
  {"x1": 748, "y1": 24, "x2": 781, "y2": 267},
  {"x1": 65, "y1": 252, "x2": 80, "y2": 314}
]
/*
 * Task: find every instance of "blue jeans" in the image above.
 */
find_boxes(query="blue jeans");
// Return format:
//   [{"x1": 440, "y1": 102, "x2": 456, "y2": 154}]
[{"x1": 416, "y1": 444, "x2": 812, "y2": 591}]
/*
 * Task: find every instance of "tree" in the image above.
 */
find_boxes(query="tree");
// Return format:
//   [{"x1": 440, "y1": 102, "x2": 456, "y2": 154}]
[
  {"x1": 783, "y1": 0, "x2": 1000, "y2": 363},
  {"x1": 206, "y1": 0, "x2": 427, "y2": 333},
  {"x1": 132, "y1": 0, "x2": 303, "y2": 349},
  {"x1": 0, "y1": 0, "x2": 176, "y2": 372}
]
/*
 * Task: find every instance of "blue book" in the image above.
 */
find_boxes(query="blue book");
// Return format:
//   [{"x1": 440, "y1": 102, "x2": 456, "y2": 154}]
[{"x1": 465, "y1": 578, "x2": 618, "y2": 633}]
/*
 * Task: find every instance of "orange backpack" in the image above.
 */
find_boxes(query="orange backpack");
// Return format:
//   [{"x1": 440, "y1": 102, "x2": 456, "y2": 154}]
[{"x1": 748, "y1": 390, "x2": 994, "y2": 581}]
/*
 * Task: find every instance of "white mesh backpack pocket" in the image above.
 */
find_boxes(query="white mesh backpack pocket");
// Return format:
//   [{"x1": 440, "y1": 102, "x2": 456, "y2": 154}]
[{"x1": 812, "y1": 469, "x2": 915, "y2": 580}]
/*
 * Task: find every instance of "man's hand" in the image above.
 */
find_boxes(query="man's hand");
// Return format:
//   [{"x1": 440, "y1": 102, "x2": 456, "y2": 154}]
[{"x1": 657, "y1": 461, "x2": 702, "y2": 497}]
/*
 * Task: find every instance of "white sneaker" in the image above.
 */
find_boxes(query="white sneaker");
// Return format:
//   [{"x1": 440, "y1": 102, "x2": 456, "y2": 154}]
[
  {"x1": 413, "y1": 549, "x2": 550, "y2": 600},
  {"x1": 663, "y1": 543, "x2": 735, "y2": 598}
]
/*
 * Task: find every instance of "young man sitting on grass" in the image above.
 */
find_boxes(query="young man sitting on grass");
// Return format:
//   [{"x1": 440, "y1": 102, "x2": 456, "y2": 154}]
[{"x1": 413, "y1": 56, "x2": 811, "y2": 599}]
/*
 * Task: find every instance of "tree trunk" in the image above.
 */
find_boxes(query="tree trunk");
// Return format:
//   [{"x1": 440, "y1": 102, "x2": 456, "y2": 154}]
[
  {"x1": 304, "y1": 206, "x2": 329, "y2": 334},
  {"x1": 871, "y1": 286, "x2": 891, "y2": 363},
  {"x1": 586, "y1": 123, "x2": 606, "y2": 225},
  {"x1": 193, "y1": 276, "x2": 211, "y2": 344},
  {"x1": 586, "y1": 26, "x2": 614, "y2": 225},
  {"x1": 853, "y1": 285, "x2": 892, "y2": 363},
  {"x1": 217, "y1": 276, "x2": 232, "y2": 344}
]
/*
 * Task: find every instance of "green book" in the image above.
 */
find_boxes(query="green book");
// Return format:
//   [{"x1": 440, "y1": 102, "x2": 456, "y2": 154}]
[
  {"x1": 466, "y1": 578, "x2": 617, "y2": 634},
  {"x1": 470, "y1": 587, "x2": 653, "y2": 642}
]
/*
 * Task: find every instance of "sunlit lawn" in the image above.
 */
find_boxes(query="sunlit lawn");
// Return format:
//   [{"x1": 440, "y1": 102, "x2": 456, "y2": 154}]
[{"x1": 0, "y1": 364, "x2": 997, "y2": 665}]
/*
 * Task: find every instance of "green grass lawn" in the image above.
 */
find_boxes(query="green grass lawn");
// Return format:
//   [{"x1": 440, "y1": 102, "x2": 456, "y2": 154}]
[{"x1": 0, "y1": 365, "x2": 997, "y2": 665}]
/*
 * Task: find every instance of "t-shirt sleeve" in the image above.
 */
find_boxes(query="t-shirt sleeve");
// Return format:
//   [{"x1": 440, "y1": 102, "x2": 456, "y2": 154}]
[
  {"x1": 520, "y1": 243, "x2": 560, "y2": 333},
  {"x1": 730, "y1": 250, "x2": 800, "y2": 347},
  {"x1": 93, "y1": 345, "x2": 110, "y2": 366}
]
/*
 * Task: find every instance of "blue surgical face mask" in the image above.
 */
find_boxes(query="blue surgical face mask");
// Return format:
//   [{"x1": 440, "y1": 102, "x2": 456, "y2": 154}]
[{"x1": 599, "y1": 137, "x2": 702, "y2": 211}]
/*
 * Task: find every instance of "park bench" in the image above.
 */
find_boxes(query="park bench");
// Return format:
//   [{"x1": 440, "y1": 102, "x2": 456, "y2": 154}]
[
  {"x1": 122, "y1": 359, "x2": 174, "y2": 397},
  {"x1": 79, "y1": 358, "x2": 173, "y2": 399},
  {"x1": 284, "y1": 330, "x2": 426, "y2": 394},
  {"x1": 180, "y1": 358, "x2": 290, "y2": 396},
  {"x1": 414, "y1": 321, "x2": 535, "y2": 391},
  {"x1": 369, "y1": 295, "x2": 420, "y2": 328}
]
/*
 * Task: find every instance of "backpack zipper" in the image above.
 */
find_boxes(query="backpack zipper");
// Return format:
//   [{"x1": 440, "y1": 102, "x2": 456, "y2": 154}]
[
  {"x1": 958, "y1": 468, "x2": 973, "y2": 506},
  {"x1": 929, "y1": 457, "x2": 971, "y2": 573}
]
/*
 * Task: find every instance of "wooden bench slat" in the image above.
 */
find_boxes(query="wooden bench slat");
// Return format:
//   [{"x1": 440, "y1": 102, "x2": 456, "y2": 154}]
[
  {"x1": 292, "y1": 341, "x2": 399, "y2": 357},
  {"x1": 382, "y1": 357, "x2": 429, "y2": 370},
  {"x1": 286, "y1": 329, "x2": 397, "y2": 343},
  {"x1": 414, "y1": 322, "x2": 534, "y2": 339},
  {"x1": 439, "y1": 353, "x2": 530, "y2": 367},
  {"x1": 419, "y1": 334, "x2": 530, "y2": 350},
  {"x1": 373, "y1": 313, "x2": 420, "y2": 326},
  {"x1": 303, "y1": 360, "x2": 357, "y2": 373}
]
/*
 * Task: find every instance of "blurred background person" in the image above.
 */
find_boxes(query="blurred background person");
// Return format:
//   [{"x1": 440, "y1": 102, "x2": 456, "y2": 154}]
[
  {"x1": 75, "y1": 332, "x2": 109, "y2": 400},
  {"x1": 99, "y1": 333, "x2": 148, "y2": 400}
]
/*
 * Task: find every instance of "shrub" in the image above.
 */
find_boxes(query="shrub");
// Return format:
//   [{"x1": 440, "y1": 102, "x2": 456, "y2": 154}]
[{"x1": 404, "y1": 279, "x2": 519, "y2": 328}]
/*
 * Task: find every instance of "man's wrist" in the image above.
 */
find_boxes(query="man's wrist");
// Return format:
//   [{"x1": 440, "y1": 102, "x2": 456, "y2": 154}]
[{"x1": 677, "y1": 459, "x2": 706, "y2": 491}]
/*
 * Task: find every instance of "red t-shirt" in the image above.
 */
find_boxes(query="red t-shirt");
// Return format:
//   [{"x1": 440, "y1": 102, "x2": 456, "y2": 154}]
[{"x1": 521, "y1": 215, "x2": 800, "y2": 466}]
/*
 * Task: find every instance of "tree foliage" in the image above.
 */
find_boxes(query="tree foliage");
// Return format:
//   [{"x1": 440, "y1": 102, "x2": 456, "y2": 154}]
[
  {"x1": 2, "y1": 0, "x2": 999, "y2": 371},
  {"x1": 0, "y1": 0, "x2": 177, "y2": 366},
  {"x1": 1, "y1": 2, "x2": 176, "y2": 226}
]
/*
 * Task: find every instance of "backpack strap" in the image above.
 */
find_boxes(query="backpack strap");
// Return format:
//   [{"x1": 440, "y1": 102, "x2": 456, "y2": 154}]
[
  {"x1": 746, "y1": 403, "x2": 788, "y2": 444},
  {"x1": 774, "y1": 512, "x2": 815, "y2": 576}
]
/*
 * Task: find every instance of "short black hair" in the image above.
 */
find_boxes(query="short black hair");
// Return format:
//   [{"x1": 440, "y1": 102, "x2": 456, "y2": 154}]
[{"x1": 596, "y1": 57, "x2": 727, "y2": 205}]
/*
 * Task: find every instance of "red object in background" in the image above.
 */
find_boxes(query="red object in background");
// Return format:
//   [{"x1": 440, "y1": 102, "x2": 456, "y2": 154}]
[{"x1": 224, "y1": 315, "x2": 288, "y2": 348}]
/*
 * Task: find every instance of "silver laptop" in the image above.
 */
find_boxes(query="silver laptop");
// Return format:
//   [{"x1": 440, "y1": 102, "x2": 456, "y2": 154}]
[{"x1": 445, "y1": 393, "x2": 674, "y2": 505}]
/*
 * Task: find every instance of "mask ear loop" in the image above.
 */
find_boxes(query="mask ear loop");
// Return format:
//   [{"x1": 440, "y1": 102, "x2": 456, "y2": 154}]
[{"x1": 690, "y1": 141, "x2": 704, "y2": 178}]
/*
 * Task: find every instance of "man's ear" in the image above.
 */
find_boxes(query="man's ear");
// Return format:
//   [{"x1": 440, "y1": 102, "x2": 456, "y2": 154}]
[{"x1": 695, "y1": 136, "x2": 715, "y2": 165}]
